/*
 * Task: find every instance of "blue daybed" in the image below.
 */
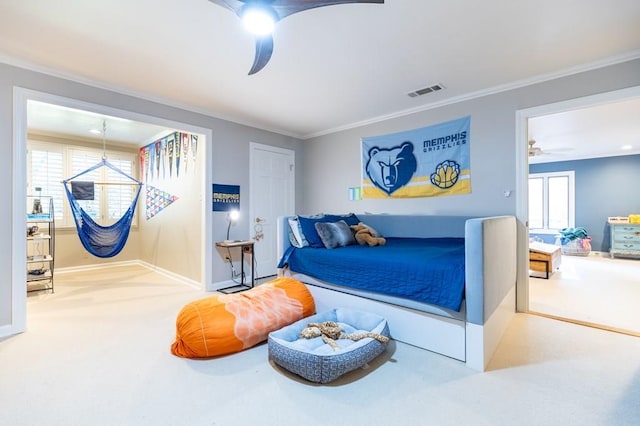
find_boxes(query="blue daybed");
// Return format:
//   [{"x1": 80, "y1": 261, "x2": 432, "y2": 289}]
[{"x1": 277, "y1": 214, "x2": 517, "y2": 371}]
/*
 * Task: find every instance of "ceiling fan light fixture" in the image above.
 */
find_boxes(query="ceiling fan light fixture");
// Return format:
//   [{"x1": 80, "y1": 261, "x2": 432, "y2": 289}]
[
  {"x1": 208, "y1": 0, "x2": 384, "y2": 74},
  {"x1": 241, "y1": 5, "x2": 277, "y2": 36}
]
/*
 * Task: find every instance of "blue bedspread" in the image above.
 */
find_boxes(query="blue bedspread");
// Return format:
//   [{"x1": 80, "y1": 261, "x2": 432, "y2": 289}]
[{"x1": 277, "y1": 238, "x2": 466, "y2": 311}]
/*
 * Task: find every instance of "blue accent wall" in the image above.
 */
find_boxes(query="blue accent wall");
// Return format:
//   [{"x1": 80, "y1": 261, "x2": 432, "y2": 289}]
[{"x1": 529, "y1": 154, "x2": 640, "y2": 252}]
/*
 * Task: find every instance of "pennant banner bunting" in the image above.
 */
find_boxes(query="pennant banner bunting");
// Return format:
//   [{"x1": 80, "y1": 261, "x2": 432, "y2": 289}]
[{"x1": 139, "y1": 131, "x2": 199, "y2": 183}]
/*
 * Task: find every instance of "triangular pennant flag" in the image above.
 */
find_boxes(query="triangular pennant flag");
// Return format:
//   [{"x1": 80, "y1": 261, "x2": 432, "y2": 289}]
[{"x1": 145, "y1": 185, "x2": 178, "y2": 220}]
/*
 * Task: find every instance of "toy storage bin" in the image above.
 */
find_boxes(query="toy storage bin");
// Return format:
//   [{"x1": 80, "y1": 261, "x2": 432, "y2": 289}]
[{"x1": 561, "y1": 238, "x2": 591, "y2": 256}]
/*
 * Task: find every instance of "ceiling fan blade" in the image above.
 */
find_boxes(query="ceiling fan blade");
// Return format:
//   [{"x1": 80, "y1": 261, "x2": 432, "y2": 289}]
[
  {"x1": 208, "y1": 0, "x2": 245, "y2": 15},
  {"x1": 273, "y1": 0, "x2": 384, "y2": 20},
  {"x1": 208, "y1": 0, "x2": 384, "y2": 74},
  {"x1": 248, "y1": 35, "x2": 274, "y2": 75},
  {"x1": 209, "y1": 1, "x2": 384, "y2": 21}
]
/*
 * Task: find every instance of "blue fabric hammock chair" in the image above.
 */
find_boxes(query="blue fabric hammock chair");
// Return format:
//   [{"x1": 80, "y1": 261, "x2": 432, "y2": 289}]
[{"x1": 63, "y1": 159, "x2": 142, "y2": 258}]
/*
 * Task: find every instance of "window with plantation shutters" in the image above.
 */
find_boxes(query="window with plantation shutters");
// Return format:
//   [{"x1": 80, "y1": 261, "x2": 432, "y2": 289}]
[{"x1": 27, "y1": 141, "x2": 138, "y2": 228}]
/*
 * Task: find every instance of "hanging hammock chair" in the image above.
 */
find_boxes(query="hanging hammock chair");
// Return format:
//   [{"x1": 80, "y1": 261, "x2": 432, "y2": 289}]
[{"x1": 63, "y1": 158, "x2": 142, "y2": 258}]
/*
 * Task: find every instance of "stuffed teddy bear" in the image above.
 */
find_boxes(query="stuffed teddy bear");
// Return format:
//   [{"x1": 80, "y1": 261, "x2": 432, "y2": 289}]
[{"x1": 350, "y1": 222, "x2": 386, "y2": 247}]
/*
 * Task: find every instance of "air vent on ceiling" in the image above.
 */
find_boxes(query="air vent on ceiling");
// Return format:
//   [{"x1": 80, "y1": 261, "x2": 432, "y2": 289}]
[{"x1": 407, "y1": 83, "x2": 445, "y2": 98}]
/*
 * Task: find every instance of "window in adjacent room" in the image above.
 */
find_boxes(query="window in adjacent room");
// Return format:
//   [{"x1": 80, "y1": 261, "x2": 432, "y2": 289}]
[{"x1": 528, "y1": 171, "x2": 575, "y2": 232}]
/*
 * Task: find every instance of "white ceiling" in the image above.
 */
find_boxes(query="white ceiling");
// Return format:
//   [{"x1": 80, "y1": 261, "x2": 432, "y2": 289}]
[
  {"x1": 2, "y1": 0, "x2": 640, "y2": 157},
  {"x1": 27, "y1": 101, "x2": 173, "y2": 145},
  {"x1": 528, "y1": 97, "x2": 640, "y2": 163}
]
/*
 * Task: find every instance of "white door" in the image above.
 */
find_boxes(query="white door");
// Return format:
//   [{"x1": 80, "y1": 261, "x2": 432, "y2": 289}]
[{"x1": 249, "y1": 143, "x2": 295, "y2": 278}]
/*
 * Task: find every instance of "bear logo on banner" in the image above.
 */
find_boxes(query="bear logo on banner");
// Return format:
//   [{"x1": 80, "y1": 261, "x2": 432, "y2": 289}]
[{"x1": 365, "y1": 142, "x2": 417, "y2": 195}]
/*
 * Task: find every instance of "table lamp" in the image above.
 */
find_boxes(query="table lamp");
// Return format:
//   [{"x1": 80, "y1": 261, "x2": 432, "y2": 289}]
[{"x1": 226, "y1": 210, "x2": 240, "y2": 242}]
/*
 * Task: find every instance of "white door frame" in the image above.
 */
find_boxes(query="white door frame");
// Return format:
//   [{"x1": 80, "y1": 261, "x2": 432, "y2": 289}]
[
  {"x1": 249, "y1": 142, "x2": 295, "y2": 277},
  {"x1": 7, "y1": 87, "x2": 213, "y2": 337},
  {"x1": 514, "y1": 84, "x2": 640, "y2": 312}
]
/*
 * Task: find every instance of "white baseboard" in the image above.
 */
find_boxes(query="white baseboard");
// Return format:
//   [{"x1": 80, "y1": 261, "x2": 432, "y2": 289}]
[
  {"x1": 56, "y1": 260, "x2": 202, "y2": 289},
  {"x1": 209, "y1": 279, "x2": 254, "y2": 292},
  {"x1": 0, "y1": 323, "x2": 19, "y2": 339},
  {"x1": 210, "y1": 279, "x2": 233, "y2": 291},
  {"x1": 137, "y1": 261, "x2": 202, "y2": 289},
  {"x1": 55, "y1": 260, "x2": 141, "y2": 274},
  {"x1": 466, "y1": 285, "x2": 516, "y2": 371}
]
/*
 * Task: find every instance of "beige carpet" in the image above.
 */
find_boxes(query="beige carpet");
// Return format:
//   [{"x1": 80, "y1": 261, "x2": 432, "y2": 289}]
[
  {"x1": 1, "y1": 264, "x2": 639, "y2": 426},
  {"x1": 529, "y1": 253, "x2": 640, "y2": 334}
]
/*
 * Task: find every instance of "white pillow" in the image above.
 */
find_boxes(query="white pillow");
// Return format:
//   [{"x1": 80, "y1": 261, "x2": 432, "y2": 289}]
[{"x1": 288, "y1": 217, "x2": 308, "y2": 248}]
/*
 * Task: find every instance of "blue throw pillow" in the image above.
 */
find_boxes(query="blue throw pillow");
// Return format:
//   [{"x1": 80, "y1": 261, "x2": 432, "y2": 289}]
[
  {"x1": 314, "y1": 220, "x2": 356, "y2": 249},
  {"x1": 298, "y1": 215, "x2": 334, "y2": 248},
  {"x1": 324, "y1": 213, "x2": 360, "y2": 226}
]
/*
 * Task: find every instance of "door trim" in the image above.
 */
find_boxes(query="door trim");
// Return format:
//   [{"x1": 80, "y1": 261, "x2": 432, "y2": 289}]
[
  {"x1": 6, "y1": 87, "x2": 213, "y2": 338},
  {"x1": 515, "y1": 84, "x2": 640, "y2": 313},
  {"x1": 249, "y1": 142, "x2": 295, "y2": 278}
]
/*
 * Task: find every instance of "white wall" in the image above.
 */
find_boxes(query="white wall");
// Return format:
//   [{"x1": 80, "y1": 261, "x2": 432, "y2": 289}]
[
  {"x1": 301, "y1": 60, "x2": 640, "y2": 219},
  {"x1": 0, "y1": 62, "x2": 304, "y2": 332},
  {"x1": 138, "y1": 132, "x2": 204, "y2": 283},
  {"x1": 300, "y1": 59, "x2": 640, "y2": 312}
]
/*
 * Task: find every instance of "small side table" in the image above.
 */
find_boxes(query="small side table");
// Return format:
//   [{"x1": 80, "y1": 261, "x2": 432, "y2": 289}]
[
  {"x1": 216, "y1": 240, "x2": 255, "y2": 293},
  {"x1": 529, "y1": 242, "x2": 562, "y2": 279}
]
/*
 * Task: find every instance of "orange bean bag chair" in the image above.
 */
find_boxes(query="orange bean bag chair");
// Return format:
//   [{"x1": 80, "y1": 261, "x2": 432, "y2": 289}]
[{"x1": 171, "y1": 277, "x2": 315, "y2": 358}]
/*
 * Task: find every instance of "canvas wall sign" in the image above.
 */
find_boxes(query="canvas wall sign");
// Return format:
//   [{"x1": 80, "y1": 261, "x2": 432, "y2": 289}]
[
  {"x1": 212, "y1": 184, "x2": 240, "y2": 212},
  {"x1": 361, "y1": 116, "x2": 471, "y2": 198}
]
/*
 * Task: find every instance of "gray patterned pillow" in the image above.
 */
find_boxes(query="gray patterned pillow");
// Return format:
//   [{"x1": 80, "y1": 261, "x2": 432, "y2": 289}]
[{"x1": 314, "y1": 220, "x2": 356, "y2": 249}]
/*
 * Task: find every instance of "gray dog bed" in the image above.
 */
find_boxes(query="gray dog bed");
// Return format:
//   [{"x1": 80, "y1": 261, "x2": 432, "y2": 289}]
[{"x1": 268, "y1": 308, "x2": 390, "y2": 383}]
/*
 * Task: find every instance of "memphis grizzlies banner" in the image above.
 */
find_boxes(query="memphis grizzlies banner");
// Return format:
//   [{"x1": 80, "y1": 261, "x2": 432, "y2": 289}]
[{"x1": 361, "y1": 116, "x2": 471, "y2": 198}]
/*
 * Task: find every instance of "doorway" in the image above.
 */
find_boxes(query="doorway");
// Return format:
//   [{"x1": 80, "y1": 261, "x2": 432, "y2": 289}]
[
  {"x1": 11, "y1": 88, "x2": 213, "y2": 336},
  {"x1": 249, "y1": 142, "x2": 295, "y2": 278},
  {"x1": 515, "y1": 85, "x2": 640, "y2": 333}
]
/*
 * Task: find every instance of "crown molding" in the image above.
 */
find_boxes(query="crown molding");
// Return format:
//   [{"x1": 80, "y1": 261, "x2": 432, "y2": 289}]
[
  {"x1": 3, "y1": 49, "x2": 640, "y2": 141},
  {"x1": 0, "y1": 53, "x2": 301, "y2": 139},
  {"x1": 302, "y1": 49, "x2": 640, "y2": 140}
]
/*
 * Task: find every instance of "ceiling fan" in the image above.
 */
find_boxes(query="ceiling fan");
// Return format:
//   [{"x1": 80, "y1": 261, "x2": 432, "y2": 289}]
[
  {"x1": 528, "y1": 140, "x2": 544, "y2": 157},
  {"x1": 208, "y1": 0, "x2": 384, "y2": 75},
  {"x1": 529, "y1": 139, "x2": 574, "y2": 158}
]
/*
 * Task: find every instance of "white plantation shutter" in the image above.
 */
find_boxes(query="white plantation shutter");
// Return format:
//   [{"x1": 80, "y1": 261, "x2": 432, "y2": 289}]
[
  {"x1": 70, "y1": 150, "x2": 102, "y2": 221},
  {"x1": 28, "y1": 147, "x2": 64, "y2": 221},
  {"x1": 106, "y1": 158, "x2": 136, "y2": 222}
]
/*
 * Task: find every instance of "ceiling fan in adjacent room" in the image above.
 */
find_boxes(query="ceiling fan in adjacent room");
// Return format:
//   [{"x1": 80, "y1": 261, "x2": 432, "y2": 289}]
[
  {"x1": 528, "y1": 139, "x2": 574, "y2": 160},
  {"x1": 208, "y1": 0, "x2": 384, "y2": 75},
  {"x1": 528, "y1": 140, "x2": 544, "y2": 157}
]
